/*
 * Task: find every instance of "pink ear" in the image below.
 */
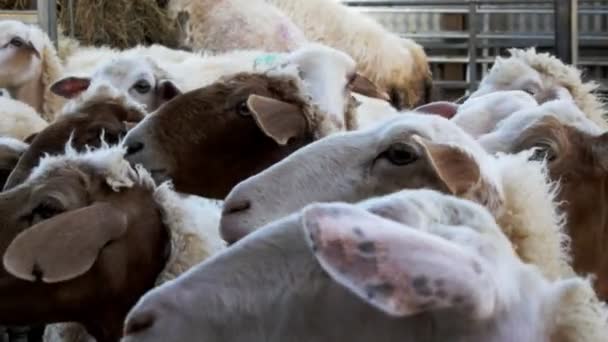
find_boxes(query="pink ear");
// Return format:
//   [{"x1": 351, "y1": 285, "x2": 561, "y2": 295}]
[
  {"x1": 301, "y1": 203, "x2": 497, "y2": 319},
  {"x1": 50, "y1": 77, "x2": 91, "y2": 99},
  {"x1": 414, "y1": 101, "x2": 460, "y2": 119}
]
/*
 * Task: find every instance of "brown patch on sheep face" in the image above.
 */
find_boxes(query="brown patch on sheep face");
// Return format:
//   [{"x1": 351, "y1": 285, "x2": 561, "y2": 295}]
[
  {"x1": 513, "y1": 116, "x2": 608, "y2": 299},
  {"x1": 4, "y1": 101, "x2": 144, "y2": 190},
  {"x1": 0, "y1": 163, "x2": 168, "y2": 342},
  {"x1": 124, "y1": 73, "x2": 314, "y2": 199}
]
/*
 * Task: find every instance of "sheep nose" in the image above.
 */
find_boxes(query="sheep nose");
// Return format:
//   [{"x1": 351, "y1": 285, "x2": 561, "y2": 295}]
[
  {"x1": 222, "y1": 198, "x2": 251, "y2": 215},
  {"x1": 125, "y1": 141, "x2": 144, "y2": 156},
  {"x1": 124, "y1": 310, "x2": 156, "y2": 336}
]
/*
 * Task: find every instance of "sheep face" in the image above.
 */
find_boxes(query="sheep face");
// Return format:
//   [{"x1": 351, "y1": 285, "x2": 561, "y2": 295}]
[
  {"x1": 0, "y1": 20, "x2": 43, "y2": 88},
  {"x1": 4, "y1": 100, "x2": 144, "y2": 190},
  {"x1": 51, "y1": 56, "x2": 181, "y2": 112},
  {"x1": 470, "y1": 57, "x2": 573, "y2": 105},
  {"x1": 123, "y1": 189, "x2": 577, "y2": 342},
  {"x1": 123, "y1": 73, "x2": 316, "y2": 199},
  {"x1": 505, "y1": 115, "x2": 608, "y2": 299},
  {"x1": 0, "y1": 152, "x2": 168, "y2": 342},
  {"x1": 220, "y1": 114, "x2": 502, "y2": 243}
]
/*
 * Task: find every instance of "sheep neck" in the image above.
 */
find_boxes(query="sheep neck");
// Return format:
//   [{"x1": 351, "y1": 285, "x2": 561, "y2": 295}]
[{"x1": 8, "y1": 65, "x2": 44, "y2": 114}]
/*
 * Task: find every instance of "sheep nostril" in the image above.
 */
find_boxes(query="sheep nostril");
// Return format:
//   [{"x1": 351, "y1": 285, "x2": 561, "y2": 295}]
[
  {"x1": 124, "y1": 310, "x2": 156, "y2": 336},
  {"x1": 125, "y1": 141, "x2": 144, "y2": 156},
  {"x1": 223, "y1": 199, "x2": 251, "y2": 215}
]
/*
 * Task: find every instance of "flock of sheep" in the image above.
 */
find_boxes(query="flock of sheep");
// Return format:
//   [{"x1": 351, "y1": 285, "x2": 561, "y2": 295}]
[{"x1": 1, "y1": 0, "x2": 608, "y2": 341}]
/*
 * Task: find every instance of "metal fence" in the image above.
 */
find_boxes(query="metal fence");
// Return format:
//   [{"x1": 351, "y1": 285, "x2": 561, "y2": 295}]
[{"x1": 344, "y1": 0, "x2": 608, "y2": 101}]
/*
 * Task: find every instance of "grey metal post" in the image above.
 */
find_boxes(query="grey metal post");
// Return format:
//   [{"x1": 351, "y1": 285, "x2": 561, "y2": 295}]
[
  {"x1": 554, "y1": 0, "x2": 575, "y2": 64},
  {"x1": 37, "y1": 0, "x2": 57, "y2": 45},
  {"x1": 468, "y1": 0, "x2": 478, "y2": 92}
]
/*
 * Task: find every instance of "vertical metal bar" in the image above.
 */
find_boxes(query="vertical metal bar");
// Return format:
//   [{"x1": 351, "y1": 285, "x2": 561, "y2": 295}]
[
  {"x1": 468, "y1": 0, "x2": 478, "y2": 91},
  {"x1": 68, "y1": 0, "x2": 75, "y2": 37},
  {"x1": 554, "y1": 0, "x2": 573, "y2": 64},
  {"x1": 37, "y1": 0, "x2": 57, "y2": 45},
  {"x1": 571, "y1": 0, "x2": 579, "y2": 66}
]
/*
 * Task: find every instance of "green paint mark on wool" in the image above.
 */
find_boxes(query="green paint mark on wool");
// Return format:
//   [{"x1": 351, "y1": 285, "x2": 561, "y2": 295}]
[{"x1": 254, "y1": 53, "x2": 281, "y2": 69}]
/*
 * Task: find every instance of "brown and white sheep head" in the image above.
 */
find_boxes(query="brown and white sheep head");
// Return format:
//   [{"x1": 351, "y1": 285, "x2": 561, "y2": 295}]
[
  {"x1": 50, "y1": 56, "x2": 181, "y2": 112},
  {"x1": 4, "y1": 84, "x2": 146, "y2": 190},
  {"x1": 0, "y1": 20, "x2": 43, "y2": 89},
  {"x1": 0, "y1": 146, "x2": 168, "y2": 342},
  {"x1": 123, "y1": 44, "x2": 386, "y2": 200},
  {"x1": 510, "y1": 115, "x2": 608, "y2": 299},
  {"x1": 220, "y1": 114, "x2": 504, "y2": 243}
]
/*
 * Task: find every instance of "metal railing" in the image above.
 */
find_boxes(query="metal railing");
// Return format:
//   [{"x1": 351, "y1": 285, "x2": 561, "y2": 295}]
[
  {"x1": 344, "y1": 0, "x2": 608, "y2": 100},
  {"x1": 0, "y1": 0, "x2": 57, "y2": 44}
]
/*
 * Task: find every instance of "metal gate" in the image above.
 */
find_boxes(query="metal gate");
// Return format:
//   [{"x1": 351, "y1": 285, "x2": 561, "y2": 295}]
[{"x1": 344, "y1": 0, "x2": 608, "y2": 101}]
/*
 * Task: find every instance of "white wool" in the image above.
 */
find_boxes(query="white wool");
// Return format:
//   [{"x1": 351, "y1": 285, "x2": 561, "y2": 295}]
[
  {"x1": 57, "y1": 81, "x2": 147, "y2": 119},
  {"x1": 493, "y1": 151, "x2": 568, "y2": 280},
  {"x1": 353, "y1": 93, "x2": 399, "y2": 129},
  {"x1": 153, "y1": 182, "x2": 226, "y2": 285},
  {"x1": 0, "y1": 136, "x2": 29, "y2": 152},
  {"x1": 37, "y1": 145, "x2": 225, "y2": 342},
  {"x1": 0, "y1": 96, "x2": 48, "y2": 140},
  {"x1": 0, "y1": 88, "x2": 9, "y2": 98}
]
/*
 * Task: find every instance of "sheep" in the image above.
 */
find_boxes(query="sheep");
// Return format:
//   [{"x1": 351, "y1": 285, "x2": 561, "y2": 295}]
[
  {"x1": 170, "y1": 0, "x2": 431, "y2": 110},
  {"x1": 0, "y1": 143, "x2": 224, "y2": 342},
  {"x1": 123, "y1": 43, "x2": 387, "y2": 198},
  {"x1": 0, "y1": 94, "x2": 49, "y2": 140},
  {"x1": 177, "y1": 0, "x2": 307, "y2": 53},
  {"x1": 122, "y1": 189, "x2": 607, "y2": 342},
  {"x1": 0, "y1": 20, "x2": 65, "y2": 122},
  {"x1": 50, "y1": 55, "x2": 182, "y2": 112},
  {"x1": 0, "y1": 136, "x2": 28, "y2": 188},
  {"x1": 4, "y1": 82, "x2": 147, "y2": 190},
  {"x1": 220, "y1": 113, "x2": 575, "y2": 282},
  {"x1": 470, "y1": 99, "x2": 608, "y2": 299},
  {"x1": 469, "y1": 48, "x2": 607, "y2": 129}
]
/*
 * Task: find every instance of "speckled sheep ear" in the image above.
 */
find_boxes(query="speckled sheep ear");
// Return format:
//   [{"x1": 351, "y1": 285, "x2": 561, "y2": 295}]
[
  {"x1": 301, "y1": 203, "x2": 497, "y2": 319},
  {"x1": 3, "y1": 202, "x2": 128, "y2": 283}
]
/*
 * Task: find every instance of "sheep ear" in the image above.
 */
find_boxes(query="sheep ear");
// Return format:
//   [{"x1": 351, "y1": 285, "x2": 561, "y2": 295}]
[
  {"x1": 3, "y1": 202, "x2": 128, "y2": 283},
  {"x1": 414, "y1": 101, "x2": 459, "y2": 119},
  {"x1": 413, "y1": 136, "x2": 481, "y2": 197},
  {"x1": 301, "y1": 203, "x2": 497, "y2": 319},
  {"x1": 50, "y1": 77, "x2": 91, "y2": 99},
  {"x1": 349, "y1": 73, "x2": 390, "y2": 101},
  {"x1": 247, "y1": 94, "x2": 307, "y2": 145},
  {"x1": 155, "y1": 80, "x2": 181, "y2": 104}
]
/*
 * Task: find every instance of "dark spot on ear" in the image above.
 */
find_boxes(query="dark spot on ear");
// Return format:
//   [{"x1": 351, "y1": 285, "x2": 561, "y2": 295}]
[
  {"x1": 452, "y1": 295, "x2": 465, "y2": 305},
  {"x1": 353, "y1": 226, "x2": 364, "y2": 237},
  {"x1": 32, "y1": 263, "x2": 43, "y2": 282},
  {"x1": 325, "y1": 207, "x2": 342, "y2": 218},
  {"x1": 357, "y1": 241, "x2": 375, "y2": 254},
  {"x1": 366, "y1": 282, "x2": 395, "y2": 298},
  {"x1": 472, "y1": 261, "x2": 483, "y2": 275},
  {"x1": 412, "y1": 276, "x2": 432, "y2": 297},
  {"x1": 435, "y1": 289, "x2": 447, "y2": 300},
  {"x1": 418, "y1": 299, "x2": 436, "y2": 312}
]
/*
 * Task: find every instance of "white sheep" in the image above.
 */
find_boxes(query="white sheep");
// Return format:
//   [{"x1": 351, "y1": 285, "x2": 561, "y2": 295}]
[
  {"x1": 122, "y1": 189, "x2": 607, "y2": 342},
  {"x1": 0, "y1": 95, "x2": 48, "y2": 141},
  {"x1": 470, "y1": 48, "x2": 607, "y2": 129},
  {"x1": 51, "y1": 55, "x2": 181, "y2": 113},
  {"x1": 168, "y1": 0, "x2": 431, "y2": 109},
  {"x1": 0, "y1": 20, "x2": 65, "y2": 122}
]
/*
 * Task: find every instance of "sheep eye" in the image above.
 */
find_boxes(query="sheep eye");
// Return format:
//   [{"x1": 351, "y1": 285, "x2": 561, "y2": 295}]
[
  {"x1": 383, "y1": 143, "x2": 418, "y2": 166},
  {"x1": 530, "y1": 143, "x2": 556, "y2": 162},
  {"x1": 237, "y1": 101, "x2": 251, "y2": 116},
  {"x1": 9, "y1": 37, "x2": 25, "y2": 48},
  {"x1": 133, "y1": 80, "x2": 152, "y2": 94},
  {"x1": 30, "y1": 201, "x2": 63, "y2": 225}
]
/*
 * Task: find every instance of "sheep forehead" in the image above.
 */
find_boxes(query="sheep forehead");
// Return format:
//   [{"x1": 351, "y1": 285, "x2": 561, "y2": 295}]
[
  {"x1": 94, "y1": 57, "x2": 156, "y2": 85},
  {"x1": 61, "y1": 81, "x2": 147, "y2": 118},
  {"x1": 0, "y1": 21, "x2": 45, "y2": 51},
  {"x1": 25, "y1": 142, "x2": 151, "y2": 191},
  {"x1": 0, "y1": 137, "x2": 28, "y2": 153}
]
